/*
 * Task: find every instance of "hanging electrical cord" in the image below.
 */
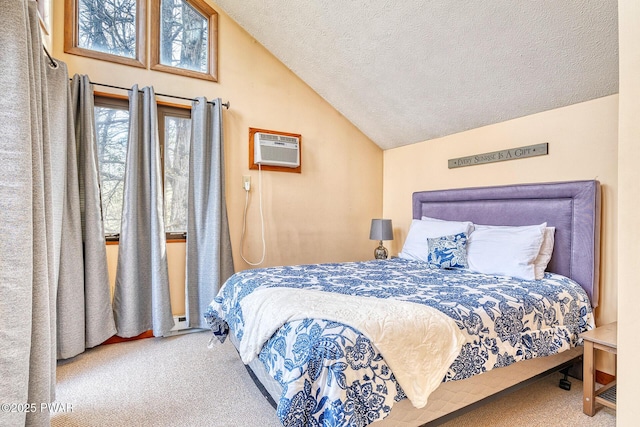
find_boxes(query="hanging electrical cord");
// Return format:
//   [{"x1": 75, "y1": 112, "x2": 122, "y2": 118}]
[{"x1": 240, "y1": 164, "x2": 266, "y2": 265}]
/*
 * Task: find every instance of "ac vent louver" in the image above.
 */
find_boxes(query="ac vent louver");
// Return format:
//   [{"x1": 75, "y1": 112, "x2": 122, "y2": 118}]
[{"x1": 254, "y1": 132, "x2": 300, "y2": 168}]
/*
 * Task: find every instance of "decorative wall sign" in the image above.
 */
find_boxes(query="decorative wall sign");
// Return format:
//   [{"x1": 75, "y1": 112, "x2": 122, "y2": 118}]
[{"x1": 448, "y1": 143, "x2": 548, "y2": 169}]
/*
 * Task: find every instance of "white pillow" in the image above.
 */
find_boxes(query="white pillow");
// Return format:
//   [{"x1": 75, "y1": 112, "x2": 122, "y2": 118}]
[
  {"x1": 399, "y1": 217, "x2": 474, "y2": 262},
  {"x1": 467, "y1": 223, "x2": 546, "y2": 280},
  {"x1": 534, "y1": 227, "x2": 555, "y2": 280},
  {"x1": 421, "y1": 216, "x2": 474, "y2": 228}
]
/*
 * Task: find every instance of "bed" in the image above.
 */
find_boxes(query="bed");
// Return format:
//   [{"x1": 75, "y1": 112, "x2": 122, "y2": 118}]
[{"x1": 205, "y1": 180, "x2": 601, "y2": 426}]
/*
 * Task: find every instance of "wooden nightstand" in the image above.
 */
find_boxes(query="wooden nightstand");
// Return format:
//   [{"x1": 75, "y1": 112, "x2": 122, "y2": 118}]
[{"x1": 581, "y1": 321, "x2": 617, "y2": 416}]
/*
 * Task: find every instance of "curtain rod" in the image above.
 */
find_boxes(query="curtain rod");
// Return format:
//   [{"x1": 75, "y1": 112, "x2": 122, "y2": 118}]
[
  {"x1": 88, "y1": 81, "x2": 230, "y2": 109},
  {"x1": 45, "y1": 47, "x2": 230, "y2": 109},
  {"x1": 43, "y1": 45, "x2": 58, "y2": 69}
]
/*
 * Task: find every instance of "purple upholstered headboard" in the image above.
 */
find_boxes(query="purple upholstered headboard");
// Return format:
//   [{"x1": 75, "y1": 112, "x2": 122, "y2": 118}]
[{"x1": 412, "y1": 180, "x2": 601, "y2": 307}]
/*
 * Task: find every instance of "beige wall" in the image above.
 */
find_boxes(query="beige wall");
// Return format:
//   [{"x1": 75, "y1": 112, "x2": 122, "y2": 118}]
[
  {"x1": 52, "y1": 1, "x2": 383, "y2": 315},
  {"x1": 383, "y1": 96, "x2": 619, "y2": 371},
  {"x1": 617, "y1": 0, "x2": 640, "y2": 423}
]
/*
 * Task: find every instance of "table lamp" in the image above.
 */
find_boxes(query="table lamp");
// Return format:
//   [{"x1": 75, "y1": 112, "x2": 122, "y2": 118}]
[{"x1": 369, "y1": 219, "x2": 393, "y2": 259}]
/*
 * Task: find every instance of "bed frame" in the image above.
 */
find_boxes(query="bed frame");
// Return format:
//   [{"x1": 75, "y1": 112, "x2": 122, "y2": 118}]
[{"x1": 241, "y1": 180, "x2": 602, "y2": 426}]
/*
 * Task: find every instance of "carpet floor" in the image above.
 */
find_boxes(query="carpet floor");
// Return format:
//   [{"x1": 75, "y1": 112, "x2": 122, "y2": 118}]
[{"x1": 51, "y1": 331, "x2": 616, "y2": 426}]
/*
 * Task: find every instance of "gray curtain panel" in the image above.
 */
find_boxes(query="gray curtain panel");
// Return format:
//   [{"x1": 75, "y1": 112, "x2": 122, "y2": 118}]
[
  {"x1": 186, "y1": 98, "x2": 234, "y2": 329},
  {"x1": 113, "y1": 85, "x2": 174, "y2": 338},
  {"x1": 52, "y1": 66, "x2": 85, "y2": 361},
  {"x1": 0, "y1": 2, "x2": 60, "y2": 425},
  {"x1": 55, "y1": 75, "x2": 117, "y2": 360},
  {"x1": 71, "y1": 75, "x2": 117, "y2": 349}
]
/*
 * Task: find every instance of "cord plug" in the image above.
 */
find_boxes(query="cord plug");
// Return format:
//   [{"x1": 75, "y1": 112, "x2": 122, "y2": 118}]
[{"x1": 242, "y1": 176, "x2": 251, "y2": 192}]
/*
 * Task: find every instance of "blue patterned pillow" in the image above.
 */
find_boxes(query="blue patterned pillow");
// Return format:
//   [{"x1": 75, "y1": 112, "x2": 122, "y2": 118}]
[{"x1": 426, "y1": 232, "x2": 469, "y2": 269}]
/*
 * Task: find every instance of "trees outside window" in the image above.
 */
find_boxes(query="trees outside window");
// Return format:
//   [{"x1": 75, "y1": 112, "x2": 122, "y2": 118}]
[
  {"x1": 160, "y1": 0, "x2": 208, "y2": 73},
  {"x1": 78, "y1": 0, "x2": 136, "y2": 58},
  {"x1": 94, "y1": 97, "x2": 129, "y2": 236},
  {"x1": 94, "y1": 95, "x2": 192, "y2": 240},
  {"x1": 65, "y1": 0, "x2": 219, "y2": 81},
  {"x1": 151, "y1": 0, "x2": 218, "y2": 81},
  {"x1": 159, "y1": 108, "x2": 192, "y2": 236},
  {"x1": 65, "y1": 0, "x2": 147, "y2": 68}
]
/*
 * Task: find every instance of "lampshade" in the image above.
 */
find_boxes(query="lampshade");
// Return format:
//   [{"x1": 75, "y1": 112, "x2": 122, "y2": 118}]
[{"x1": 369, "y1": 219, "x2": 393, "y2": 241}]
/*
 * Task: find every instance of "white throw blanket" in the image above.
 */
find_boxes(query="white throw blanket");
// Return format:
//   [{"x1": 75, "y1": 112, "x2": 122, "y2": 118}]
[{"x1": 237, "y1": 287, "x2": 466, "y2": 408}]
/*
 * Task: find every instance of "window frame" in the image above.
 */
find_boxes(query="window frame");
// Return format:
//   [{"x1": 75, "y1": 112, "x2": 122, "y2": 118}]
[
  {"x1": 64, "y1": 0, "x2": 147, "y2": 68},
  {"x1": 150, "y1": 0, "x2": 218, "y2": 81},
  {"x1": 94, "y1": 94, "x2": 129, "y2": 242},
  {"x1": 94, "y1": 92, "x2": 192, "y2": 243},
  {"x1": 158, "y1": 102, "x2": 192, "y2": 240}
]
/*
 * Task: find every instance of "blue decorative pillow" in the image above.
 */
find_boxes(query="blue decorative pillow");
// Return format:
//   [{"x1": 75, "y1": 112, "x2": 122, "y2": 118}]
[{"x1": 426, "y1": 232, "x2": 469, "y2": 269}]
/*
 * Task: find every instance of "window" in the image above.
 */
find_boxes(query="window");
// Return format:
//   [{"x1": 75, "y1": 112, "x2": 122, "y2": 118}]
[
  {"x1": 94, "y1": 97, "x2": 129, "y2": 237},
  {"x1": 65, "y1": 0, "x2": 147, "y2": 68},
  {"x1": 94, "y1": 95, "x2": 192, "y2": 241},
  {"x1": 151, "y1": 0, "x2": 218, "y2": 81},
  {"x1": 65, "y1": 0, "x2": 218, "y2": 81},
  {"x1": 159, "y1": 106, "x2": 192, "y2": 237}
]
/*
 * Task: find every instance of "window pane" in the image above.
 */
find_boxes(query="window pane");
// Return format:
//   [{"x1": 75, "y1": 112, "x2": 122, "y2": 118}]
[
  {"x1": 78, "y1": 0, "x2": 137, "y2": 58},
  {"x1": 164, "y1": 115, "x2": 191, "y2": 233},
  {"x1": 160, "y1": 0, "x2": 209, "y2": 73},
  {"x1": 95, "y1": 106, "x2": 129, "y2": 235}
]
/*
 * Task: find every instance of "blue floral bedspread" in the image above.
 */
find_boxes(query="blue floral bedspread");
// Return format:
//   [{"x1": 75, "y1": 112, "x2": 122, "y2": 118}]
[{"x1": 204, "y1": 258, "x2": 594, "y2": 427}]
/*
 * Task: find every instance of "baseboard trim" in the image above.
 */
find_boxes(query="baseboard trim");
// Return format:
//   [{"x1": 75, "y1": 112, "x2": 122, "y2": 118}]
[{"x1": 102, "y1": 330, "x2": 154, "y2": 345}]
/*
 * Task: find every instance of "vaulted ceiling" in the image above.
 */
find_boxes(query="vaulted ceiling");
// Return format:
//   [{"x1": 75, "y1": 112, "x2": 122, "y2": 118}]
[{"x1": 215, "y1": 1, "x2": 619, "y2": 150}]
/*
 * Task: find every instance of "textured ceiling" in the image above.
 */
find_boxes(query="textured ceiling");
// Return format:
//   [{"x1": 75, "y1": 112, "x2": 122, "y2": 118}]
[{"x1": 215, "y1": 1, "x2": 618, "y2": 150}]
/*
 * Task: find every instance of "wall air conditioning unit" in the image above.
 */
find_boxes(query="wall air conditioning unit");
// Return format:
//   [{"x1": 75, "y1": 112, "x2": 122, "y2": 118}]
[{"x1": 254, "y1": 132, "x2": 300, "y2": 168}]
